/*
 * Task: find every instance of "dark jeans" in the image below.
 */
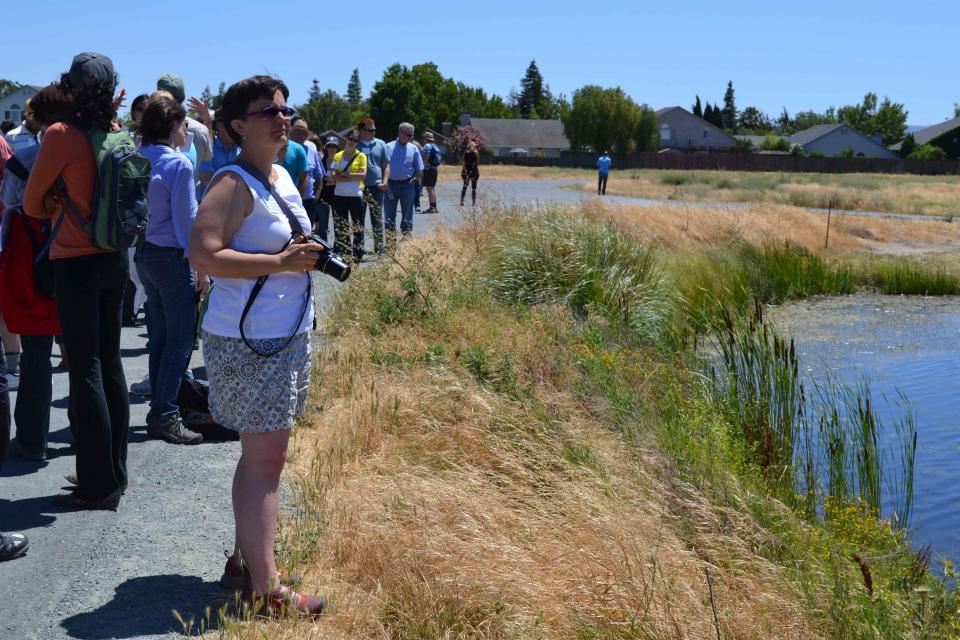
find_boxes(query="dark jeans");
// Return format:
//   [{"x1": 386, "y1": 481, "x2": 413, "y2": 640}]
[
  {"x1": 0, "y1": 347, "x2": 10, "y2": 468},
  {"x1": 54, "y1": 251, "x2": 129, "y2": 500},
  {"x1": 333, "y1": 195, "x2": 365, "y2": 259},
  {"x1": 598, "y1": 172, "x2": 608, "y2": 195},
  {"x1": 362, "y1": 186, "x2": 385, "y2": 253},
  {"x1": 316, "y1": 198, "x2": 332, "y2": 241},
  {"x1": 384, "y1": 180, "x2": 416, "y2": 241},
  {"x1": 302, "y1": 198, "x2": 319, "y2": 227},
  {"x1": 136, "y1": 246, "x2": 196, "y2": 422},
  {"x1": 13, "y1": 335, "x2": 53, "y2": 454}
]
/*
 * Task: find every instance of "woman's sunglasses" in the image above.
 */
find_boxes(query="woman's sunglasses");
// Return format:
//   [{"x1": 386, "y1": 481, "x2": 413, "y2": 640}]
[{"x1": 242, "y1": 106, "x2": 297, "y2": 119}]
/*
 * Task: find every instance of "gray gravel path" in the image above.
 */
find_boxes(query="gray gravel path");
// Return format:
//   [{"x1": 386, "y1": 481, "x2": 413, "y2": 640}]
[{"x1": 0, "y1": 175, "x2": 938, "y2": 640}]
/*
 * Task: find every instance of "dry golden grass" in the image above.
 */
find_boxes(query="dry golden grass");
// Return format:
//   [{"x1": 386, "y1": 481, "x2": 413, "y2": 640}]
[
  {"x1": 578, "y1": 199, "x2": 960, "y2": 255},
  {"x1": 216, "y1": 230, "x2": 823, "y2": 639}
]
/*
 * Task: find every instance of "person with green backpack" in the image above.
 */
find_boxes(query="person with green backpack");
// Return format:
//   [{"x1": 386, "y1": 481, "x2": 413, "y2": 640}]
[{"x1": 24, "y1": 52, "x2": 151, "y2": 511}]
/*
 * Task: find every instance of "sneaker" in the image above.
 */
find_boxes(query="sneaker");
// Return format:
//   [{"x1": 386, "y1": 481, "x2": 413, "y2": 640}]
[
  {"x1": 0, "y1": 531, "x2": 29, "y2": 561},
  {"x1": 129, "y1": 375, "x2": 151, "y2": 397},
  {"x1": 240, "y1": 586, "x2": 324, "y2": 618},
  {"x1": 4, "y1": 372, "x2": 19, "y2": 392},
  {"x1": 425, "y1": 206, "x2": 438, "y2": 214},
  {"x1": 147, "y1": 415, "x2": 203, "y2": 445}
]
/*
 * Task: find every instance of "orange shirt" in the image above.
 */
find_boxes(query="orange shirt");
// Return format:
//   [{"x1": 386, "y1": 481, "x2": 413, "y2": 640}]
[{"x1": 23, "y1": 123, "x2": 112, "y2": 259}]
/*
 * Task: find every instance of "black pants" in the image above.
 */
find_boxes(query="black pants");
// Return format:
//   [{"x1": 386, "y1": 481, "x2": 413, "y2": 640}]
[
  {"x1": 332, "y1": 195, "x2": 365, "y2": 259},
  {"x1": 460, "y1": 172, "x2": 479, "y2": 204},
  {"x1": 598, "y1": 173, "x2": 608, "y2": 195},
  {"x1": 14, "y1": 335, "x2": 53, "y2": 454},
  {"x1": 54, "y1": 252, "x2": 129, "y2": 500}
]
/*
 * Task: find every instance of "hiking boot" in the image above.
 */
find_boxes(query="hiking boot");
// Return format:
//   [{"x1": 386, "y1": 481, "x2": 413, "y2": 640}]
[
  {"x1": 0, "y1": 531, "x2": 29, "y2": 561},
  {"x1": 53, "y1": 488, "x2": 121, "y2": 511},
  {"x1": 8, "y1": 437, "x2": 46, "y2": 461},
  {"x1": 147, "y1": 414, "x2": 202, "y2": 445},
  {"x1": 130, "y1": 374, "x2": 151, "y2": 397}
]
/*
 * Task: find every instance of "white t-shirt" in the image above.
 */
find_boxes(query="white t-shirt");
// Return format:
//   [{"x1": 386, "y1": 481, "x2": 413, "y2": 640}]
[{"x1": 201, "y1": 164, "x2": 315, "y2": 339}]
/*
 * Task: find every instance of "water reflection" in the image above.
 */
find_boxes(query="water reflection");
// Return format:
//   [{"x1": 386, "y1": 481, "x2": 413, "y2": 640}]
[{"x1": 773, "y1": 295, "x2": 960, "y2": 561}]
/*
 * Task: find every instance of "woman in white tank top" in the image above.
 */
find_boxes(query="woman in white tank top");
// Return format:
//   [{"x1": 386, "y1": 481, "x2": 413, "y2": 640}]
[{"x1": 189, "y1": 75, "x2": 325, "y2": 616}]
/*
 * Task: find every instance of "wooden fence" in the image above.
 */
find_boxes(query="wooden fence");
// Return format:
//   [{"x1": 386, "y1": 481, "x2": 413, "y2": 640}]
[{"x1": 480, "y1": 150, "x2": 960, "y2": 176}]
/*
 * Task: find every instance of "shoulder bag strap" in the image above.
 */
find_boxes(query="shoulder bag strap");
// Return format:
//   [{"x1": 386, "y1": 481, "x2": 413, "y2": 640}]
[{"x1": 227, "y1": 161, "x2": 313, "y2": 357}]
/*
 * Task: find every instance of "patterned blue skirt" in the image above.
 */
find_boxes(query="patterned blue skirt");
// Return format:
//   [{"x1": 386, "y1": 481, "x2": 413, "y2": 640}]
[{"x1": 201, "y1": 331, "x2": 311, "y2": 433}]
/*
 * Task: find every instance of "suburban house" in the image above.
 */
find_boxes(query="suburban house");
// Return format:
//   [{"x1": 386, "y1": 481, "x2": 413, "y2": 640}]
[
  {"x1": 786, "y1": 124, "x2": 897, "y2": 159},
  {"x1": 655, "y1": 106, "x2": 736, "y2": 151},
  {"x1": 459, "y1": 114, "x2": 570, "y2": 158},
  {"x1": 894, "y1": 117, "x2": 960, "y2": 158},
  {"x1": 0, "y1": 85, "x2": 44, "y2": 124}
]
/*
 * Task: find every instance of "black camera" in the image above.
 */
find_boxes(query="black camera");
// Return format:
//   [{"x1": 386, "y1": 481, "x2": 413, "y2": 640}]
[{"x1": 306, "y1": 235, "x2": 352, "y2": 282}]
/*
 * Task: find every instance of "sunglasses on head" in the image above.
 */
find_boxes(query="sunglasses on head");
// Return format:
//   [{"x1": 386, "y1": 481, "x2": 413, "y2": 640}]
[{"x1": 242, "y1": 105, "x2": 297, "y2": 119}]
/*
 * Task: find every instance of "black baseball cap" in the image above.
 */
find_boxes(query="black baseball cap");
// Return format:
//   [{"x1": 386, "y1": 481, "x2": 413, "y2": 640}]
[{"x1": 68, "y1": 52, "x2": 116, "y2": 89}]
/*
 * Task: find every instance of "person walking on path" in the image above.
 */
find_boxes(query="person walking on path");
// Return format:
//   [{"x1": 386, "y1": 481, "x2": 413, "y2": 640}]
[
  {"x1": 329, "y1": 131, "x2": 367, "y2": 261},
  {"x1": 136, "y1": 94, "x2": 208, "y2": 445},
  {"x1": 460, "y1": 140, "x2": 480, "y2": 206},
  {"x1": 383, "y1": 122, "x2": 423, "y2": 246},
  {"x1": 189, "y1": 74, "x2": 325, "y2": 616},
  {"x1": 24, "y1": 52, "x2": 130, "y2": 511},
  {"x1": 421, "y1": 132, "x2": 441, "y2": 213},
  {"x1": 597, "y1": 150, "x2": 612, "y2": 195},
  {"x1": 356, "y1": 118, "x2": 388, "y2": 254}
]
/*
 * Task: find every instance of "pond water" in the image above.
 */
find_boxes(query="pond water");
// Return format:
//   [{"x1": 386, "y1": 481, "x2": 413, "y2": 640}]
[{"x1": 772, "y1": 295, "x2": 960, "y2": 561}]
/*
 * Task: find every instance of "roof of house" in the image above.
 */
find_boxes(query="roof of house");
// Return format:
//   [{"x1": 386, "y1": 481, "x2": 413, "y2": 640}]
[
  {"x1": 655, "y1": 106, "x2": 737, "y2": 142},
  {"x1": 907, "y1": 117, "x2": 960, "y2": 146},
  {"x1": 0, "y1": 84, "x2": 45, "y2": 102},
  {"x1": 465, "y1": 117, "x2": 569, "y2": 150},
  {"x1": 735, "y1": 134, "x2": 768, "y2": 148},
  {"x1": 786, "y1": 124, "x2": 895, "y2": 156}
]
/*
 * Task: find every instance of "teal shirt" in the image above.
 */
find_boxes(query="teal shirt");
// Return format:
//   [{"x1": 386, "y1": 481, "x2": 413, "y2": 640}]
[{"x1": 280, "y1": 141, "x2": 308, "y2": 186}]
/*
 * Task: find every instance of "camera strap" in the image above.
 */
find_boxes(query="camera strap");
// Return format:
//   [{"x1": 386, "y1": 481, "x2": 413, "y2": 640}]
[{"x1": 229, "y1": 160, "x2": 313, "y2": 358}]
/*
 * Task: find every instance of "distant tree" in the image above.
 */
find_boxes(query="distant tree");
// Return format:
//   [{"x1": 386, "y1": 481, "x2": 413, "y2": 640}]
[
  {"x1": 898, "y1": 133, "x2": 917, "y2": 158},
  {"x1": 792, "y1": 108, "x2": 838, "y2": 132},
  {"x1": 738, "y1": 106, "x2": 773, "y2": 133},
  {"x1": 563, "y1": 85, "x2": 658, "y2": 156},
  {"x1": 346, "y1": 68, "x2": 362, "y2": 109},
  {"x1": 200, "y1": 85, "x2": 213, "y2": 107},
  {"x1": 308, "y1": 79, "x2": 322, "y2": 103},
  {"x1": 721, "y1": 81, "x2": 737, "y2": 131},
  {"x1": 705, "y1": 102, "x2": 724, "y2": 128},
  {"x1": 214, "y1": 82, "x2": 226, "y2": 110},
  {"x1": 0, "y1": 79, "x2": 21, "y2": 99},
  {"x1": 838, "y1": 92, "x2": 907, "y2": 146},
  {"x1": 514, "y1": 59, "x2": 563, "y2": 120},
  {"x1": 702, "y1": 103, "x2": 713, "y2": 124},
  {"x1": 692, "y1": 95, "x2": 703, "y2": 118},
  {"x1": 297, "y1": 88, "x2": 353, "y2": 133},
  {"x1": 758, "y1": 135, "x2": 791, "y2": 152},
  {"x1": 777, "y1": 107, "x2": 792, "y2": 133},
  {"x1": 199, "y1": 83, "x2": 225, "y2": 110},
  {"x1": 909, "y1": 144, "x2": 947, "y2": 160}
]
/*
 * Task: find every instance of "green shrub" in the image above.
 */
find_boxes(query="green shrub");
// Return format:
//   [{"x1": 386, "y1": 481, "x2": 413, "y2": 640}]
[
  {"x1": 908, "y1": 144, "x2": 947, "y2": 161},
  {"x1": 759, "y1": 135, "x2": 791, "y2": 152}
]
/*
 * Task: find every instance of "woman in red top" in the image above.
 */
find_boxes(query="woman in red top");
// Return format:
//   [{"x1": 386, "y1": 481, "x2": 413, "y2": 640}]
[
  {"x1": 0, "y1": 85, "x2": 70, "y2": 462},
  {"x1": 24, "y1": 52, "x2": 129, "y2": 510}
]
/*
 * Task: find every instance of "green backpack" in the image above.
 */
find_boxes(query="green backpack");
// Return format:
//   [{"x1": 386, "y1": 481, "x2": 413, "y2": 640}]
[{"x1": 58, "y1": 129, "x2": 151, "y2": 251}]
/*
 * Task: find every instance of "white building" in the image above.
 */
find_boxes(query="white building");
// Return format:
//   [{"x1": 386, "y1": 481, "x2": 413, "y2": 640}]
[{"x1": 1, "y1": 85, "x2": 44, "y2": 124}]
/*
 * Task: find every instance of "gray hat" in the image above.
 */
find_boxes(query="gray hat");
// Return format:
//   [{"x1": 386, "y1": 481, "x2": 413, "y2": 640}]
[
  {"x1": 157, "y1": 73, "x2": 185, "y2": 103},
  {"x1": 324, "y1": 136, "x2": 341, "y2": 148},
  {"x1": 68, "y1": 52, "x2": 116, "y2": 90}
]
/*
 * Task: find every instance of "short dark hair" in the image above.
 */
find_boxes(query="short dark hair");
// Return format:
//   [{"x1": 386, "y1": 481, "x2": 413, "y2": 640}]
[
  {"x1": 139, "y1": 95, "x2": 186, "y2": 145},
  {"x1": 221, "y1": 75, "x2": 289, "y2": 145},
  {"x1": 29, "y1": 85, "x2": 74, "y2": 126},
  {"x1": 357, "y1": 117, "x2": 375, "y2": 130},
  {"x1": 0, "y1": 120, "x2": 15, "y2": 135}
]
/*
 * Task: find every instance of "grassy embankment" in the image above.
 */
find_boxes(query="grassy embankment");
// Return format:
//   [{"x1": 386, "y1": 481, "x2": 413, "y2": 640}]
[
  {"x1": 437, "y1": 165, "x2": 960, "y2": 218},
  {"x1": 210, "y1": 202, "x2": 960, "y2": 639}
]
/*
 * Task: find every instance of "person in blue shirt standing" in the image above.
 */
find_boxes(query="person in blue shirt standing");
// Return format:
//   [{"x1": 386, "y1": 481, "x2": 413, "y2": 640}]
[
  {"x1": 356, "y1": 118, "x2": 389, "y2": 255},
  {"x1": 421, "y1": 132, "x2": 442, "y2": 213},
  {"x1": 382, "y1": 122, "x2": 424, "y2": 247},
  {"x1": 597, "y1": 150, "x2": 612, "y2": 195},
  {"x1": 197, "y1": 110, "x2": 240, "y2": 200},
  {"x1": 279, "y1": 135, "x2": 309, "y2": 197},
  {"x1": 289, "y1": 118, "x2": 324, "y2": 229}
]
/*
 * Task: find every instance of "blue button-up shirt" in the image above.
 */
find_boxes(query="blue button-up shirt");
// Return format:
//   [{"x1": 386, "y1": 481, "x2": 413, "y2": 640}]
[
  {"x1": 304, "y1": 145, "x2": 324, "y2": 199},
  {"x1": 140, "y1": 144, "x2": 198, "y2": 253},
  {"x1": 385, "y1": 140, "x2": 424, "y2": 181}
]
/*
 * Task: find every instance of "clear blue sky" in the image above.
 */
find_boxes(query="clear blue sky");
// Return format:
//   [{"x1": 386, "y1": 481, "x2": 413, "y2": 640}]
[{"x1": 8, "y1": 0, "x2": 956, "y2": 126}]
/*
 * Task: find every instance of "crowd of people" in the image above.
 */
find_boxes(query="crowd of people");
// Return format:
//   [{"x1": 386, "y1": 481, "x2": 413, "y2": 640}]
[{"x1": 0, "y1": 51, "x2": 487, "y2": 617}]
